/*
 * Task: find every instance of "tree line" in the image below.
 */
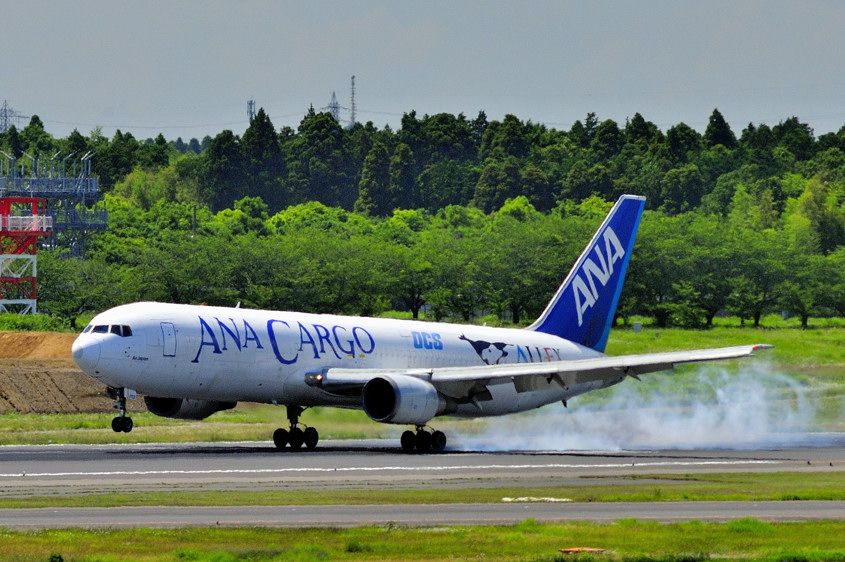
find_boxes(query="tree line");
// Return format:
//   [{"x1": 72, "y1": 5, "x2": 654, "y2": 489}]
[
  {"x1": 37, "y1": 187, "x2": 845, "y2": 330},
  {"x1": 1, "y1": 106, "x2": 844, "y2": 327}
]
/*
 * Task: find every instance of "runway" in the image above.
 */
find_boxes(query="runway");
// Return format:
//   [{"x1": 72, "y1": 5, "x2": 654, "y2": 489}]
[
  {"x1": 1, "y1": 438, "x2": 843, "y2": 493},
  {"x1": 1, "y1": 501, "x2": 843, "y2": 528},
  {"x1": 1, "y1": 439, "x2": 843, "y2": 528}
]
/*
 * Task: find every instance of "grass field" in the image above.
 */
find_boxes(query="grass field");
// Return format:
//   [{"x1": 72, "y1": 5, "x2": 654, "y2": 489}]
[
  {"x1": 0, "y1": 406, "x2": 412, "y2": 445},
  {"x1": 1, "y1": 472, "x2": 843, "y2": 509},
  {"x1": 1, "y1": 520, "x2": 843, "y2": 561},
  {"x1": 606, "y1": 322, "x2": 845, "y2": 372}
]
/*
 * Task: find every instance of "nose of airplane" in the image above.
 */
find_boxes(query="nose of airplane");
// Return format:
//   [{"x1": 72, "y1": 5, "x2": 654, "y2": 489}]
[{"x1": 71, "y1": 336, "x2": 101, "y2": 373}]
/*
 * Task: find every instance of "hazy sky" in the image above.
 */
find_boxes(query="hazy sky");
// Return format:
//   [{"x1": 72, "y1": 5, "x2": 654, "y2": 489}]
[{"x1": 3, "y1": 0, "x2": 844, "y2": 139}]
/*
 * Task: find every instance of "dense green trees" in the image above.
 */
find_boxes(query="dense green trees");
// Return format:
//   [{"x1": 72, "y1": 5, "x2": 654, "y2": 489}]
[
  {"x1": 3, "y1": 106, "x2": 845, "y2": 327},
  {"x1": 33, "y1": 169, "x2": 845, "y2": 329},
  {"x1": 8, "y1": 105, "x2": 843, "y2": 222}
]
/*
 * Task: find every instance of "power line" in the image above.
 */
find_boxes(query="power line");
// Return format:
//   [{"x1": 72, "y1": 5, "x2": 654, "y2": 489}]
[{"x1": 41, "y1": 118, "x2": 249, "y2": 131}]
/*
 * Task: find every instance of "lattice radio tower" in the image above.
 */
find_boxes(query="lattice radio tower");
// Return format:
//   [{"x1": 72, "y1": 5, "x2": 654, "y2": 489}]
[
  {"x1": 247, "y1": 99, "x2": 256, "y2": 122},
  {"x1": 0, "y1": 151, "x2": 106, "y2": 313}
]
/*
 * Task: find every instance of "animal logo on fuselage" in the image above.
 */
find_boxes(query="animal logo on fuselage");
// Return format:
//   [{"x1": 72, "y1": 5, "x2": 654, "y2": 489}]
[{"x1": 459, "y1": 335, "x2": 510, "y2": 365}]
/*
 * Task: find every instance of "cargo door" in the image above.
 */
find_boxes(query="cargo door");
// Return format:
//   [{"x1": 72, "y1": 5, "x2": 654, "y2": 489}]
[{"x1": 160, "y1": 322, "x2": 176, "y2": 357}]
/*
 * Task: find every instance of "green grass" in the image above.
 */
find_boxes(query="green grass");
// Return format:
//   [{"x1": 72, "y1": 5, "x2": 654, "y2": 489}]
[
  {"x1": 0, "y1": 405, "x2": 494, "y2": 445},
  {"x1": 0, "y1": 521, "x2": 843, "y2": 561},
  {"x1": 606, "y1": 324, "x2": 845, "y2": 370},
  {"x1": 0, "y1": 406, "x2": 397, "y2": 445},
  {"x1": 0, "y1": 472, "x2": 843, "y2": 509},
  {"x1": 0, "y1": 313, "x2": 70, "y2": 332}
]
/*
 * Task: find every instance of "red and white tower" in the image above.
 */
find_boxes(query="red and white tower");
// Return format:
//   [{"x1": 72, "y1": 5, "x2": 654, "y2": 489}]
[{"x1": 0, "y1": 196, "x2": 52, "y2": 313}]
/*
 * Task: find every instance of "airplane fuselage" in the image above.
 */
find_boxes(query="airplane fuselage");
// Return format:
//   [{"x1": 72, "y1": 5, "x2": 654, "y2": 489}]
[{"x1": 73, "y1": 302, "x2": 609, "y2": 419}]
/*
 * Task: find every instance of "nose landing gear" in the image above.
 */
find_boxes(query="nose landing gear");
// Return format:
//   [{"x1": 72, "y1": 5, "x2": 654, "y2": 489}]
[
  {"x1": 273, "y1": 405, "x2": 319, "y2": 451},
  {"x1": 108, "y1": 387, "x2": 134, "y2": 433},
  {"x1": 401, "y1": 427, "x2": 447, "y2": 454}
]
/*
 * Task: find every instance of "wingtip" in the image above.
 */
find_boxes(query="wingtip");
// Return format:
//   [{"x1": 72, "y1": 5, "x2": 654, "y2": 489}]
[{"x1": 752, "y1": 344, "x2": 774, "y2": 351}]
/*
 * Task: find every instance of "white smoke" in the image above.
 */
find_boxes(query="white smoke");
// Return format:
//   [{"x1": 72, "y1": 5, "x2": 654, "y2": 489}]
[{"x1": 454, "y1": 361, "x2": 838, "y2": 451}]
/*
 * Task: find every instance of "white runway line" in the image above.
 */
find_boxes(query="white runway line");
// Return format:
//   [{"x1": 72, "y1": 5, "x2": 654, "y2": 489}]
[{"x1": 0, "y1": 459, "x2": 781, "y2": 479}]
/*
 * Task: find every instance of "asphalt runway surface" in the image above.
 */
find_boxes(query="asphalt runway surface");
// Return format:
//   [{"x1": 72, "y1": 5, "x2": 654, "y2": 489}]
[
  {"x1": 2, "y1": 501, "x2": 843, "y2": 528},
  {"x1": 1, "y1": 438, "x2": 843, "y2": 528}
]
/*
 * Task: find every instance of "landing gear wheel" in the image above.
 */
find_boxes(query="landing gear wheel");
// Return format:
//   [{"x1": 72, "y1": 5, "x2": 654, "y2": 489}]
[
  {"x1": 288, "y1": 427, "x2": 304, "y2": 450},
  {"x1": 400, "y1": 430, "x2": 416, "y2": 453},
  {"x1": 303, "y1": 427, "x2": 319, "y2": 450},
  {"x1": 110, "y1": 388, "x2": 133, "y2": 433},
  {"x1": 415, "y1": 430, "x2": 432, "y2": 453},
  {"x1": 111, "y1": 416, "x2": 133, "y2": 433},
  {"x1": 273, "y1": 428, "x2": 289, "y2": 450},
  {"x1": 431, "y1": 430, "x2": 446, "y2": 453}
]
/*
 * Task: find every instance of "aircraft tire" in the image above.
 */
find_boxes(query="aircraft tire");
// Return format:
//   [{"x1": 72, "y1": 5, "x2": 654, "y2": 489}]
[
  {"x1": 304, "y1": 427, "x2": 319, "y2": 450},
  {"x1": 273, "y1": 428, "x2": 288, "y2": 450},
  {"x1": 431, "y1": 430, "x2": 446, "y2": 453},
  {"x1": 400, "y1": 430, "x2": 416, "y2": 453},
  {"x1": 288, "y1": 427, "x2": 304, "y2": 450},
  {"x1": 122, "y1": 417, "x2": 134, "y2": 433},
  {"x1": 111, "y1": 417, "x2": 124, "y2": 433},
  {"x1": 415, "y1": 430, "x2": 432, "y2": 453}
]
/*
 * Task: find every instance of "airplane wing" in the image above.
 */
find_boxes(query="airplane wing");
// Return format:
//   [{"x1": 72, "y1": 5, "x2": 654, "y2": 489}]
[{"x1": 309, "y1": 344, "x2": 772, "y2": 395}]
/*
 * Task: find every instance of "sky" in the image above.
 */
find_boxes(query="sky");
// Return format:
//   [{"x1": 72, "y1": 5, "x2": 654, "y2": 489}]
[{"x1": 2, "y1": 0, "x2": 844, "y2": 140}]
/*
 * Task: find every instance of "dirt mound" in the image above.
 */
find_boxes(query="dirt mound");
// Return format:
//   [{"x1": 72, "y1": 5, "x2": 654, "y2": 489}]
[
  {"x1": 0, "y1": 331, "x2": 75, "y2": 360},
  {"x1": 0, "y1": 331, "x2": 124, "y2": 414}
]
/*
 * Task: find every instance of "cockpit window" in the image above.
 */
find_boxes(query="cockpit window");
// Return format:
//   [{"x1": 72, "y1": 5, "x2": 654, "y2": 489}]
[
  {"x1": 82, "y1": 325, "x2": 92, "y2": 333},
  {"x1": 90, "y1": 324, "x2": 132, "y2": 336}
]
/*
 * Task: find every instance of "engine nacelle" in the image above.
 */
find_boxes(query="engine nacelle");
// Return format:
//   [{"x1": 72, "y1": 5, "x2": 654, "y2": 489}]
[
  {"x1": 144, "y1": 396, "x2": 236, "y2": 420},
  {"x1": 362, "y1": 375, "x2": 442, "y2": 425}
]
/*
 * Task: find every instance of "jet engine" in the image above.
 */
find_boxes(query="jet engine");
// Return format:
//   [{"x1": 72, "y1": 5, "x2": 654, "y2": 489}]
[
  {"x1": 144, "y1": 396, "x2": 236, "y2": 420},
  {"x1": 362, "y1": 375, "x2": 443, "y2": 425}
]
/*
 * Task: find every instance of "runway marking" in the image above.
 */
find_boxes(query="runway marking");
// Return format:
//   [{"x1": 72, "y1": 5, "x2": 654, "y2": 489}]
[{"x1": 0, "y1": 459, "x2": 780, "y2": 479}]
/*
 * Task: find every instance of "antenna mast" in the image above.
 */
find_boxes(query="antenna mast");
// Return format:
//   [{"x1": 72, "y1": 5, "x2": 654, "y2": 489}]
[
  {"x1": 349, "y1": 75, "x2": 356, "y2": 126},
  {"x1": 247, "y1": 99, "x2": 256, "y2": 122}
]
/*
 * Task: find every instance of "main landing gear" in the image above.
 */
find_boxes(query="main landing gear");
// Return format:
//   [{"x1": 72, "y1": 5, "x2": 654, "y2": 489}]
[
  {"x1": 108, "y1": 387, "x2": 133, "y2": 433},
  {"x1": 273, "y1": 405, "x2": 319, "y2": 451},
  {"x1": 401, "y1": 427, "x2": 447, "y2": 454}
]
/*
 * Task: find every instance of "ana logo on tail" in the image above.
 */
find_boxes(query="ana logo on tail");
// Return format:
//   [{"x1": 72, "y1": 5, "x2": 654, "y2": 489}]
[{"x1": 572, "y1": 226, "x2": 625, "y2": 327}]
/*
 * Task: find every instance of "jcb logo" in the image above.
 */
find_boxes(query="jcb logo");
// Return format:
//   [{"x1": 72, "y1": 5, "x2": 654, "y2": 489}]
[{"x1": 572, "y1": 226, "x2": 625, "y2": 326}]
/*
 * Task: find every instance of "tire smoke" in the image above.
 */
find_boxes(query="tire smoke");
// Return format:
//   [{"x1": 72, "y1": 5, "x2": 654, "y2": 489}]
[{"x1": 455, "y1": 362, "x2": 836, "y2": 451}]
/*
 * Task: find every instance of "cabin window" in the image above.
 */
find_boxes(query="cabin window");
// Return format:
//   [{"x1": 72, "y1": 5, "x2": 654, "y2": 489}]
[{"x1": 92, "y1": 325, "x2": 108, "y2": 334}]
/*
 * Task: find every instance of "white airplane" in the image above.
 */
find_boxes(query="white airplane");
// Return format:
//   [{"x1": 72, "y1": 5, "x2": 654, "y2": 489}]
[{"x1": 72, "y1": 195, "x2": 769, "y2": 453}]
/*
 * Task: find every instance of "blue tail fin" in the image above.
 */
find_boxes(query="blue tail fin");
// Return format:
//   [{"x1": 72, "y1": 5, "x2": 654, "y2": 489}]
[{"x1": 528, "y1": 195, "x2": 645, "y2": 352}]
